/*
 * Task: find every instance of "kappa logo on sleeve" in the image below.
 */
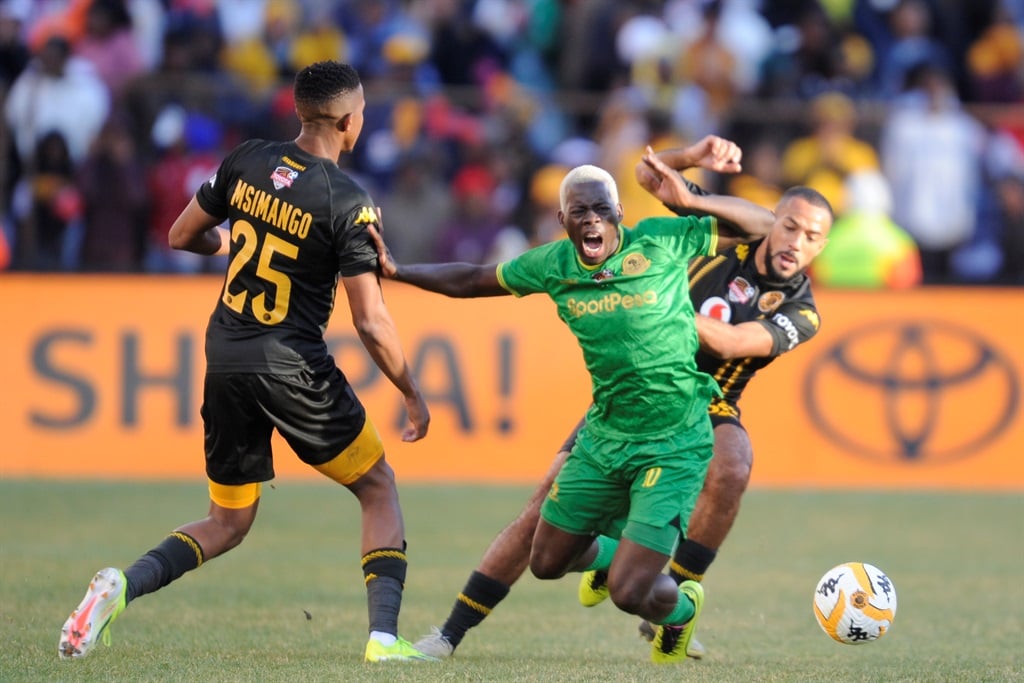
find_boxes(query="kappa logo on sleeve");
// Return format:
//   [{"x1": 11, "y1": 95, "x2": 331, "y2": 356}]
[
  {"x1": 800, "y1": 308, "x2": 821, "y2": 330},
  {"x1": 354, "y1": 206, "x2": 379, "y2": 225}
]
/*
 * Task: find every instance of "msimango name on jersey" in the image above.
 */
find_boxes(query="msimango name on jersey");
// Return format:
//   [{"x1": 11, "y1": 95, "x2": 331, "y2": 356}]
[{"x1": 229, "y1": 178, "x2": 313, "y2": 240}]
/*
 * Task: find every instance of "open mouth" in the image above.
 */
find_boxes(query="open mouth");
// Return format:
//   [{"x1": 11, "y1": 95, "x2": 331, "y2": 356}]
[
  {"x1": 582, "y1": 232, "x2": 603, "y2": 259},
  {"x1": 777, "y1": 253, "x2": 797, "y2": 269}
]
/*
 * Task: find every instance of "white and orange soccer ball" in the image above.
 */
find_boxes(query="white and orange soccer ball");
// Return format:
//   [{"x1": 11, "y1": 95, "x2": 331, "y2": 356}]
[{"x1": 812, "y1": 562, "x2": 897, "y2": 644}]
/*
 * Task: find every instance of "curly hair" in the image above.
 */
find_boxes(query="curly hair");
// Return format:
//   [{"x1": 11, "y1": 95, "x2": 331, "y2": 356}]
[{"x1": 293, "y1": 61, "x2": 361, "y2": 107}]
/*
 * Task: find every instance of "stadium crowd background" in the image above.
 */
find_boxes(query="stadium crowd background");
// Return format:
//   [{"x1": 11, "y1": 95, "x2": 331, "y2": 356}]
[{"x1": 0, "y1": 0, "x2": 1022, "y2": 285}]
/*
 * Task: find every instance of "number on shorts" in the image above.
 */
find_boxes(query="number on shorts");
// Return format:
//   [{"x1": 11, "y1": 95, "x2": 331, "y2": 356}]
[{"x1": 642, "y1": 467, "x2": 662, "y2": 488}]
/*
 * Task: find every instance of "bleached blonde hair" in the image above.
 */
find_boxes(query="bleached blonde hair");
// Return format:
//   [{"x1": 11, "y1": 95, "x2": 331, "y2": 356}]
[{"x1": 559, "y1": 164, "x2": 619, "y2": 212}]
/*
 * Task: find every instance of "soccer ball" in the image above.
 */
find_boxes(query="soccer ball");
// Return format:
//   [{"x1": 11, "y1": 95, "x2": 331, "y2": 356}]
[{"x1": 812, "y1": 562, "x2": 897, "y2": 644}]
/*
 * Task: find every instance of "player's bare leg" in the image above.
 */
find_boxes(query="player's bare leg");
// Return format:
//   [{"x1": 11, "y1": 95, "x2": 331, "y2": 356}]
[
  {"x1": 683, "y1": 423, "x2": 753, "y2": 555},
  {"x1": 346, "y1": 455, "x2": 405, "y2": 553},
  {"x1": 477, "y1": 450, "x2": 568, "y2": 581},
  {"x1": 414, "y1": 440, "x2": 575, "y2": 657}
]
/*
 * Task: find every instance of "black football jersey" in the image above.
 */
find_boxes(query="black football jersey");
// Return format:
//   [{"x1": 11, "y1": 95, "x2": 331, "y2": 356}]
[
  {"x1": 688, "y1": 239, "x2": 820, "y2": 404},
  {"x1": 195, "y1": 139, "x2": 380, "y2": 374}
]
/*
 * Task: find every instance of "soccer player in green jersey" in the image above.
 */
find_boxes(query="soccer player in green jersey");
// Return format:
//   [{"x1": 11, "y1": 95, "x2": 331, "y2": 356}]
[{"x1": 367, "y1": 138, "x2": 775, "y2": 661}]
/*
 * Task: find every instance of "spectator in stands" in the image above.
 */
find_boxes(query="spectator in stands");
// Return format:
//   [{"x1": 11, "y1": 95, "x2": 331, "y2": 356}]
[
  {"x1": 965, "y1": 2, "x2": 1022, "y2": 102},
  {"x1": 9, "y1": 130, "x2": 81, "y2": 270},
  {"x1": 377, "y1": 149, "x2": 453, "y2": 263},
  {"x1": 76, "y1": 117, "x2": 150, "y2": 272},
  {"x1": 0, "y1": 3, "x2": 29, "y2": 87},
  {"x1": 5, "y1": 33, "x2": 110, "y2": 166},
  {"x1": 996, "y1": 173, "x2": 1024, "y2": 283},
  {"x1": 757, "y1": 2, "x2": 852, "y2": 99},
  {"x1": 881, "y1": 63, "x2": 986, "y2": 283},
  {"x1": 780, "y1": 90, "x2": 879, "y2": 214},
  {"x1": 811, "y1": 170, "x2": 921, "y2": 288},
  {"x1": 873, "y1": 0, "x2": 954, "y2": 99},
  {"x1": 75, "y1": 0, "x2": 145, "y2": 98},
  {"x1": 670, "y1": 0, "x2": 739, "y2": 139},
  {"x1": 144, "y1": 107, "x2": 223, "y2": 273},
  {"x1": 724, "y1": 136, "x2": 785, "y2": 210},
  {"x1": 433, "y1": 163, "x2": 505, "y2": 264}
]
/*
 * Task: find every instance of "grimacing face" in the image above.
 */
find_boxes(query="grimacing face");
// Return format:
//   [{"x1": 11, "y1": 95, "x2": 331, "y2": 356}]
[
  {"x1": 558, "y1": 180, "x2": 623, "y2": 266},
  {"x1": 760, "y1": 195, "x2": 831, "y2": 281}
]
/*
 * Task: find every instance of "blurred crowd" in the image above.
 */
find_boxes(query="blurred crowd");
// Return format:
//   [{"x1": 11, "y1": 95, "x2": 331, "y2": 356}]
[{"x1": 1, "y1": 0, "x2": 1023, "y2": 285}]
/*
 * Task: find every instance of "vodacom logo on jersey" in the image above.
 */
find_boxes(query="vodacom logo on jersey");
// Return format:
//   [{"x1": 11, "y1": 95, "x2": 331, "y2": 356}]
[{"x1": 565, "y1": 290, "x2": 658, "y2": 318}]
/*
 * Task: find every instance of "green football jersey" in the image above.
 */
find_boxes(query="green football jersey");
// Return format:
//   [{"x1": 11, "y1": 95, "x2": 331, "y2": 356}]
[{"x1": 497, "y1": 215, "x2": 723, "y2": 440}]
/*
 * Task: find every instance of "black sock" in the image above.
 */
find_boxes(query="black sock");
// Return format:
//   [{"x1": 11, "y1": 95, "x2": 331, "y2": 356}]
[
  {"x1": 362, "y1": 547, "x2": 408, "y2": 635},
  {"x1": 123, "y1": 532, "x2": 204, "y2": 603},
  {"x1": 441, "y1": 571, "x2": 511, "y2": 647},
  {"x1": 669, "y1": 538, "x2": 717, "y2": 584}
]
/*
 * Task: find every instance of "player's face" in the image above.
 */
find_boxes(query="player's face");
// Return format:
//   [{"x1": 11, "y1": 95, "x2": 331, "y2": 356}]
[
  {"x1": 559, "y1": 181, "x2": 623, "y2": 266},
  {"x1": 761, "y1": 196, "x2": 831, "y2": 281}
]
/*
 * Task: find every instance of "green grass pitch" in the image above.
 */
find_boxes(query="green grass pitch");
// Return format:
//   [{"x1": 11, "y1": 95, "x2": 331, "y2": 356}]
[{"x1": 1, "y1": 480, "x2": 1021, "y2": 682}]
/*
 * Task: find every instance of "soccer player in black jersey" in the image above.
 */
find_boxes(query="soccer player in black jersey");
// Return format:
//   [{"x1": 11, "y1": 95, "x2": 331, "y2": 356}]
[
  {"x1": 58, "y1": 61, "x2": 436, "y2": 663},
  {"x1": 409, "y1": 141, "x2": 833, "y2": 663}
]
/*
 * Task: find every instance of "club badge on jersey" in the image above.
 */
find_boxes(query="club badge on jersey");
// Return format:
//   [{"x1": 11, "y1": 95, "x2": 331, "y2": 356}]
[{"x1": 271, "y1": 166, "x2": 299, "y2": 190}]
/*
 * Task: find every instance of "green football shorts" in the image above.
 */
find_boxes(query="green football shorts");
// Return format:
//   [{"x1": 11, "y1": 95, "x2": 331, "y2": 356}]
[{"x1": 540, "y1": 422, "x2": 713, "y2": 556}]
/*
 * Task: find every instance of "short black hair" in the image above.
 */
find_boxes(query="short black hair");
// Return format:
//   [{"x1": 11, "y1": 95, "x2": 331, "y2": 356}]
[
  {"x1": 781, "y1": 185, "x2": 834, "y2": 221},
  {"x1": 293, "y1": 61, "x2": 361, "y2": 107}
]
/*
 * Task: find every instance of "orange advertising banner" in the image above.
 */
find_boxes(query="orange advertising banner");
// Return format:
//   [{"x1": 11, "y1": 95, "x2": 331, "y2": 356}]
[{"x1": 1, "y1": 276, "x2": 1021, "y2": 490}]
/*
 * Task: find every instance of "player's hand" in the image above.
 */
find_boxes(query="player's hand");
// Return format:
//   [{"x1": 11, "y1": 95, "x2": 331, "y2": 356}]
[
  {"x1": 687, "y1": 135, "x2": 742, "y2": 174},
  {"x1": 366, "y1": 224, "x2": 398, "y2": 278},
  {"x1": 401, "y1": 392, "x2": 430, "y2": 442},
  {"x1": 638, "y1": 146, "x2": 699, "y2": 207}
]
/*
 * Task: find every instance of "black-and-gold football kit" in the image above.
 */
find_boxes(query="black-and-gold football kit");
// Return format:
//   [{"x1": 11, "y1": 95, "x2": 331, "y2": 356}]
[
  {"x1": 195, "y1": 139, "x2": 385, "y2": 483},
  {"x1": 688, "y1": 239, "x2": 820, "y2": 425}
]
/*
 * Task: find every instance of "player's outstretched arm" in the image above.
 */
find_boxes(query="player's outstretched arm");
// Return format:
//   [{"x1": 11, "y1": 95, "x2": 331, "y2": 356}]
[
  {"x1": 637, "y1": 146, "x2": 773, "y2": 248},
  {"x1": 367, "y1": 224, "x2": 508, "y2": 298},
  {"x1": 168, "y1": 197, "x2": 230, "y2": 256},
  {"x1": 343, "y1": 271, "x2": 429, "y2": 442},
  {"x1": 652, "y1": 135, "x2": 744, "y2": 175}
]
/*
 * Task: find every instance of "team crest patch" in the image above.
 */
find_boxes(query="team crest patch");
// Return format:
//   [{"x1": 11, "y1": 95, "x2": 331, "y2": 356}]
[
  {"x1": 757, "y1": 290, "x2": 785, "y2": 313},
  {"x1": 699, "y1": 296, "x2": 731, "y2": 322},
  {"x1": 621, "y1": 253, "x2": 651, "y2": 275},
  {"x1": 354, "y1": 206, "x2": 379, "y2": 225},
  {"x1": 727, "y1": 277, "x2": 756, "y2": 304},
  {"x1": 270, "y1": 166, "x2": 299, "y2": 190}
]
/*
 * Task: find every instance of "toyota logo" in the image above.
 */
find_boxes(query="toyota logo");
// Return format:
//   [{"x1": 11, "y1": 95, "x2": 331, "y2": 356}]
[{"x1": 804, "y1": 320, "x2": 1019, "y2": 464}]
